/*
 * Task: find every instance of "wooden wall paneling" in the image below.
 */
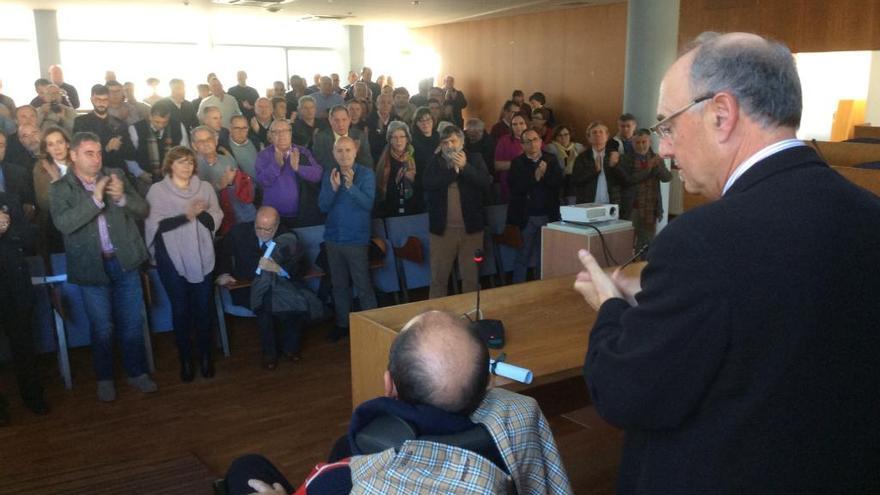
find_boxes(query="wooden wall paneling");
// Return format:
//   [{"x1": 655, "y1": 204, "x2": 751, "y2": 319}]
[
  {"x1": 412, "y1": 4, "x2": 628, "y2": 139},
  {"x1": 679, "y1": 0, "x2": 880, "y2": 53}
]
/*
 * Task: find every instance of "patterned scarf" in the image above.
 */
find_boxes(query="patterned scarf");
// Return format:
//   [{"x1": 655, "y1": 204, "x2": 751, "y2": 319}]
[
  {"x1": 551, "y1": 141, "x2": 579, "y2": 175},
  {"x1": 376, "y1": 143, "x2": 416, "y2": 201}
]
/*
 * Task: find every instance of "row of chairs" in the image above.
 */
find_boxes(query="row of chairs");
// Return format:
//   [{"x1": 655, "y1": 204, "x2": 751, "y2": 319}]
[
  {"x1": 214, "y1": 204, "x2": 537, "y2": 354},
  {"x1": 23, "y1": 204, "x2": 534, "y2": 388}
]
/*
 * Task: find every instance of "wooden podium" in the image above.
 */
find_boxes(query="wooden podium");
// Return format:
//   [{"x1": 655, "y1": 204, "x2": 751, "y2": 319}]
[
  {"x1": 541, "y1": 220, "x2": 634, "y2": 278},
  {"x1": 349, "y1": 275, "x2": 596, "y2": 409}
]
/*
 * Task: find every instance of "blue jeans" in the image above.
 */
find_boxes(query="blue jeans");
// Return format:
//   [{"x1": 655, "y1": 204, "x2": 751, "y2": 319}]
[
  {"x1": 513, "y1": 215, "x2": 548, "y2": 283},
  {"x1": 155, "y1": 243, "x2": 213, "y2": 361},
  {"x1": 79, "y1": 257, "x2": 148, "y2": 381}
]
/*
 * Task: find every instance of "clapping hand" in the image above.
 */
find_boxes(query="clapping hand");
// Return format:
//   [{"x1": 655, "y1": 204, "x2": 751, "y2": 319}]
[
  {"x1": 93, "y1": 176, "x2": 111, "y2": 203},
  {"x1": 0, "y1": 210, "x2": 10, "y2": 236},
  {"x1": 330, "y1": 168, "x2": 342, "y2": 192},
  {"x1": 106, "y1": 136, "x2": 123, "y2": 152},
  {"x1": 187, "y1": 199, "x2": 208, "y2": 221},
  {"x1": 451, "y1": 151, "x2": 466, "y2": 172},
  {"x1": 341, "y1": 167, "x2": 354, "y2": 189},
  {"x1": 289, "y1": 147, "x2": 300, "y2": 171},
  {"x1": 608, "y1": 151, "x2": 620, "y2": 167},
  {"x1": 106, "y1": 173, "x2": 125, "y2": 202},
  {"x1": 535, "y1": 160, "x2": 548, "y2": 181}
]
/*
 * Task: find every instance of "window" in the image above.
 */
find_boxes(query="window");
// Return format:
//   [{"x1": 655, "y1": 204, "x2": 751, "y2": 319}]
[
  {"x1": 0, "y1": 5, "x2": 38, "y2": 106},
  {"x1": 795, "y1": 51, "x2": 873, "y2": 141}
]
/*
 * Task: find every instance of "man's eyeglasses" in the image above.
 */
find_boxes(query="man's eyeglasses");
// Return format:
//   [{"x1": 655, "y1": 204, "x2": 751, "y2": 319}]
[{"x1": 650, "y1": 93, "x2": 715, "y2": 140}]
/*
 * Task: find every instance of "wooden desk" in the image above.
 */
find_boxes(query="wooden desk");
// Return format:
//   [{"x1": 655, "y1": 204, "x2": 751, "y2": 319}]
[
  {"x1": 541, "y1": 221, "x2": 634, "y2": 278},
  {"x1": 350, "y1": 275, "x2": 595, "y2": 409}
]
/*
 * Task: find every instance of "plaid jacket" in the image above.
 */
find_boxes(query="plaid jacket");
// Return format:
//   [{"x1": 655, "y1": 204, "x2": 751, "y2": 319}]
[{"x1": 349, "y1": 388, "x2": 572, "y2": 495}]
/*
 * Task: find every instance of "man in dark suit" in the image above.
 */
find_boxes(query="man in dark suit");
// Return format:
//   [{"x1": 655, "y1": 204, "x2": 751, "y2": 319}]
[
  {"x1": 570, "y1": 122, "x2": 623, "y2": 205},
  {"x1": 130, "y1": 102, "x2": 188, "y2": 189},
  {"x1": 0, "y1": 191, "x2": 48, "y2": 424},
  {"x1": 312, "y1": 105, "x2": 373, "y2": 171},
  {"x1": 574, "y1": 32, "x2": 880, "y2": 494},
  {"x1": 507, "y1": 129, "x2": 562, "y2": 283},
  {"x1": 216, "y1": 206, "x2": 310, "y2": 370},
  {"x1": 73, "y1": 84, "x2": 136, "y2": 174},
  {"x1": 0, "y1": 132, "x2": 36, "y2": 219}
]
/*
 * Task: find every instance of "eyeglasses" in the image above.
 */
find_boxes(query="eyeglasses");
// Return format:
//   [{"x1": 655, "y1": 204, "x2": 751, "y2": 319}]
[{"x1": 650, "y1": 93, "x2": 715, "y2": 140}]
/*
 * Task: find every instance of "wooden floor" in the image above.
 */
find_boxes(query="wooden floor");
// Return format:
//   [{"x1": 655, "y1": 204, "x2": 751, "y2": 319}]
[{"x1": 0, "y1": 304, "x2": 622, "y2": 494}]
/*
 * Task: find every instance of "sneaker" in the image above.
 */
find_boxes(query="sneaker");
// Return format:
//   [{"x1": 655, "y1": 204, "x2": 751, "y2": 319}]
[
  {"x1": 97, "y1": 380, "x2": 117, "y2": 402},
  {"x1": 127, "y1": 374, "x2": 158, "y2": 394}
]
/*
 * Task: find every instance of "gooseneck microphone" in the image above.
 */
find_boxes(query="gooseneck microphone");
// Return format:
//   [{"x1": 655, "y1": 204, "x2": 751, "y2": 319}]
[{"x1": 469, "y1": 248, "x2": 505, "y2": 349}]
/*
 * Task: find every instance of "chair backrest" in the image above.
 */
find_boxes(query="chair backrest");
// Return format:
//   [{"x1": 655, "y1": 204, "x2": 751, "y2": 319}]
[
  {"x1": 50, "y1": 253, "x2": 91, "y2": 348},
  {"x1": 354, "y1": 413, "x2": 508, "y2": 474},
  {"x1": 26, "y1": 256, "x2": 57, "y2": 354},
  {"x1": 145, "y1": 268, "x2": 174, "y2": 332},
  {"x1": 371, "y1": 218, "x2": 400, "y2": 293},
  {"x1": 384, "y1": 213, "x2": 432, "y2": 290},
  {"x1": 292, "y1": 224, "x2": 326, "y2": 293},
  {"x1": 485, "y1": 205, "x2": 520, "y2": 274}
]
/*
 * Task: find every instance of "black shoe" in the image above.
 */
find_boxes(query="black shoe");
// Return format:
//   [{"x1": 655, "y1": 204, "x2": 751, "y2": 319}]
[
  {"x1": 23, "y1": 396, "x2": 49, "y2": 416},
  {"x1": 180, "y1": 358, "x2": 194, "y2": 383},
  {"x1": 201, "y1": 352, "x2": 215, "y2": 378},
  {"x1": 328, "y1": 326, "x2": 349, "y2": 342}
]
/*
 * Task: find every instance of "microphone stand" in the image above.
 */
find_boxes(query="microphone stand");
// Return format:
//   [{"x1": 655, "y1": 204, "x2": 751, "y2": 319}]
[{"x1": 464, "y1": 249, "x2": 484, "y2": 321}]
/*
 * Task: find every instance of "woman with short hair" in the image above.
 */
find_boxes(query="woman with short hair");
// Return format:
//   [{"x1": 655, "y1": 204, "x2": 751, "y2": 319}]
[{"x1": 145, "y1": 146, "x2": 223, "y2": 382}]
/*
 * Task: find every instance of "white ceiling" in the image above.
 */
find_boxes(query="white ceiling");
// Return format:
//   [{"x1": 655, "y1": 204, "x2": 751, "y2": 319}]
[{"x1": 19, "y1": 0, "x2": 624, "y2": 27}]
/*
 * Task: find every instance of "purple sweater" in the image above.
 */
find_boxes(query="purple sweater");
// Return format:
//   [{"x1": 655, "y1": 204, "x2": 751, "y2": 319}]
[{"x1": 255, "y1": 144, "x2": 322, "y2": 217}]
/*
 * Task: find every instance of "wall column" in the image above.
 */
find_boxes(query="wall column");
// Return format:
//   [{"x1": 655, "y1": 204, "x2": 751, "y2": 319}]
[
  {"x1": 348, "y1": 25, "x2": 365, "y2": 73},
  {"x1": 622, "y1": 0, "x2": 681, "y2": 227},
  {"x1": 34, "y1": 9, "x2": 61, "y2": 77}
]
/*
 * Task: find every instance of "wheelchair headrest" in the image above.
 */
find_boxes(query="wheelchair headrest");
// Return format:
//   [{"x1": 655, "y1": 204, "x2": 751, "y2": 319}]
[{"x1": 354, "y1": 413, "x2": 508, "y2": 474}]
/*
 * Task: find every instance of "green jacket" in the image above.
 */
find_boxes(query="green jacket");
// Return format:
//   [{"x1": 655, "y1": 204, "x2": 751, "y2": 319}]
[{"x1": 49, "y1": 170, "x2": 149, "y2": 286}]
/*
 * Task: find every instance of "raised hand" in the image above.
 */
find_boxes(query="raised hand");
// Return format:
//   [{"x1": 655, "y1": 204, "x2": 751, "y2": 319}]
[
  {"x1": 93, "y1": 176, "x2": 111, "y2": 203},
  {"x1": 330, "y1": 168, "x2": 341, "y2": 192}
]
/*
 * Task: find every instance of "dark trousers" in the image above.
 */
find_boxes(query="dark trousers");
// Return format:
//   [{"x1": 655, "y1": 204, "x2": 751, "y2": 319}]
[
  {"x1": 256, "y1": 291, "x2": 305, "y2": 358},
  {"x1": 0, "y1": 275, "x2": 41, "y2": 402},
  {"x1": 326, "y1": 242, "x2": 377, "y2": 328},
  {"x1": 156, "y1": 245, "x2": 213, "y2": 361}
]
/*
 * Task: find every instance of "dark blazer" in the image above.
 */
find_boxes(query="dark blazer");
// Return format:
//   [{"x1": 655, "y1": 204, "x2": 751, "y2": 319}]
[
  {"x1": 218, "y1": 222, "x2": 305, "y2": 307},
  {"x1": 422, "y1": 152, "x2": 491, "y2": 235},
  {"x1": 4, "y1": 134, "x2": 38, "y2": 172},
  {"x1": 73, "y1": 113, "x2": 136, "y2": 172},
  {"x1": 132, "y1": 119, "x2": 185, "y2": 181},
  {"x1": 570, "y1": 147, "x2": 624, "y2": 204},
  {"x1": 584, "y1": 146, "x2": 880, "y2": 494},
  {"x1": 157, "y1": 97, "x2": 198, "y2": 131},
  {"x1": 1, "y1": 160, "x2": 36, "y2": 207},
  {"x1": 312, "y1": 127, "x2": 374, "y2": 171},
  {"x1": 506, "y1": 152, "x2": 562, "y2": 229},
  {"x1": 0, "y1": 192, "x2": 35, "y2": 309}
]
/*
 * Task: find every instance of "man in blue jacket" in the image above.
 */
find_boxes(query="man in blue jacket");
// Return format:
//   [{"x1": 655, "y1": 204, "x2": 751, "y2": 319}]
[{"x1": 318, "y1": 136, "x2": 377, "y2": 341}]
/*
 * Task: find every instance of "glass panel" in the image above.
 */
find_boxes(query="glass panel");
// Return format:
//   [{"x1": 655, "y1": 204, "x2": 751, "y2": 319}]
[
  {"x1": 60, "y1": 41, "x2": 204, "y2": 102},
  {"x1": 0, "y1": 40, "x2": 40, "y2": 108},
  {"x1": 209, "y1": 45, "x2": 287, "y2": 99},
  {"x1": 287, "y1": 49, "x2": 345, "y2": 81}
]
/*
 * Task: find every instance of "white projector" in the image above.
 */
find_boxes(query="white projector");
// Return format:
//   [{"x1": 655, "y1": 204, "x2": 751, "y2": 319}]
[{"x1": 560, "y1": 203, "x2": 619, "y2": 224}]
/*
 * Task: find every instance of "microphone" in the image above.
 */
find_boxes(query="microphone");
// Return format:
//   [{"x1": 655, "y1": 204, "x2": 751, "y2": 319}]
[{"x1": 469, "y1": 248, "x2": 505, "y2": 349}]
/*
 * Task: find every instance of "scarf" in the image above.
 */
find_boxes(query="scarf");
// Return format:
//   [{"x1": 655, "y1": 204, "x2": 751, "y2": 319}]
[
  {"x1": 376, "y1": 143, "x2": 416, "y2": 201},
  {"x1": 551, "y1": 141, "x2": 579, "y2": 175},
  {"x1": 144, "y1": 175, "x2": 222, "y2": 283}
]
